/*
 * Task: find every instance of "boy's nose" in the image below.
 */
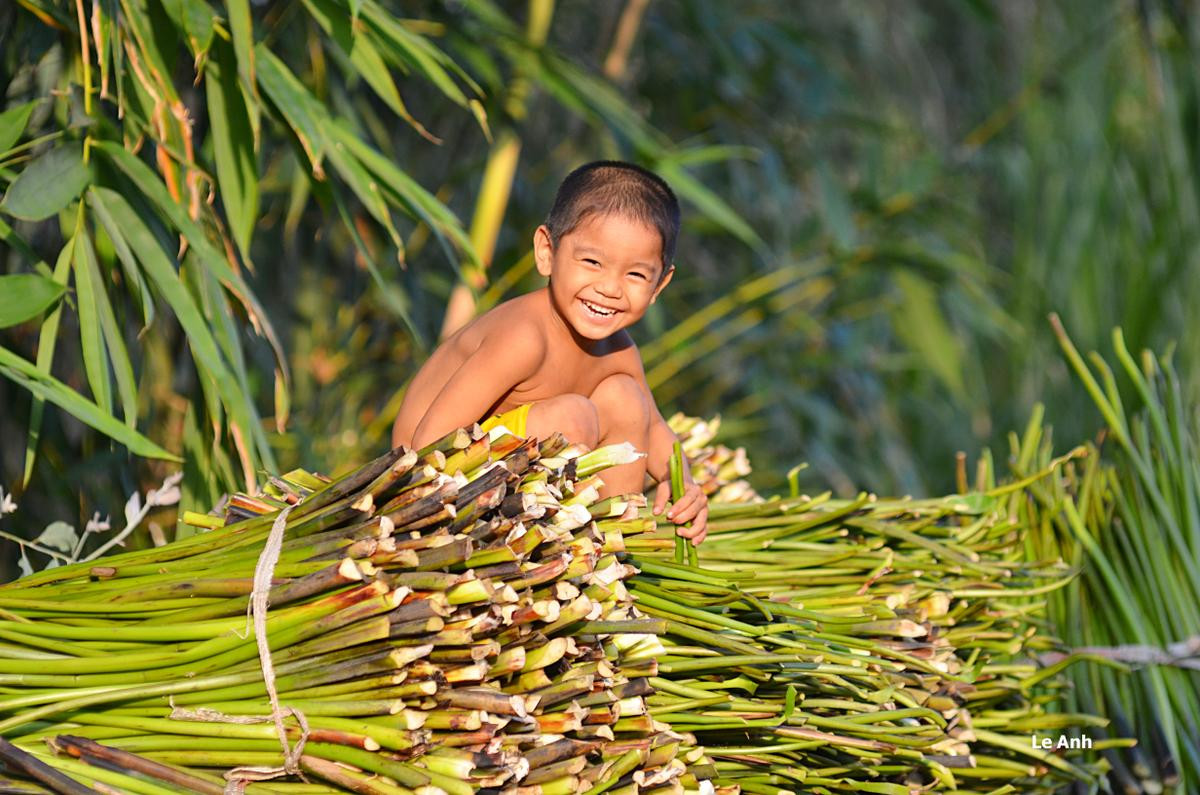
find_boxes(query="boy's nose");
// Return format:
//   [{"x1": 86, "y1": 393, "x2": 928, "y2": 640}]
[{"x1": 595, "y1": 278, "x2": 622, "y2": 299}]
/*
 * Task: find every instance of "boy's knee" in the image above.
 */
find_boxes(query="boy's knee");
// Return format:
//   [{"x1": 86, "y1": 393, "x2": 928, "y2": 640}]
[
  {"x1": 530, "y1": 393, "x2": 600, "y2": 448},
  {"x1": 590, "y1": 373, "x2": 652, "y2": 431}
]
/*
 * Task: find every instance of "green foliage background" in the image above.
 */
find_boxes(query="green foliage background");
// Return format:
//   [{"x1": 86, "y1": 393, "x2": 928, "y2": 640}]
[{"x1": 2, "y1": 0, "x2": 1197, "y2": 555}]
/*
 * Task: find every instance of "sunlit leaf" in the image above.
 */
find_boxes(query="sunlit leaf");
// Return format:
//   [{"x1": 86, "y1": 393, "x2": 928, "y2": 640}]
[
  {"x1": 0, "y1": 143, "x2": 91, "y2": 221},
  {"x1": 356, "y1": 0, "x2": 481, "y2": 106},
  {"x1": 658, "y1": 162, "x2": 765, "y2": 253},
  {"x1": 324, "y1": 177, "x2": 420, "y2": 343},
  {"x1": 0, "y1": 274, "x2": 66, "y2": 328},
  {"x1": 328, "y1": 121, "x2": 478, "y2": 270}
]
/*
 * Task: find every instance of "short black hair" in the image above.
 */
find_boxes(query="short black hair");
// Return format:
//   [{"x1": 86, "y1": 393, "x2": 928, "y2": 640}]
[{"x1": 544, "y1": 161, "x2": 680, "y2": 270}]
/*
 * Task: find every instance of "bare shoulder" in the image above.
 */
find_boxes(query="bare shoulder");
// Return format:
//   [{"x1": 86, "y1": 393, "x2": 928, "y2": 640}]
[
  {"x1": 463, "y1": 296, "x2": 547, "y2": 372},
  {"x1": 605, "y1": 330, "x2": 650, "y2": 379}
]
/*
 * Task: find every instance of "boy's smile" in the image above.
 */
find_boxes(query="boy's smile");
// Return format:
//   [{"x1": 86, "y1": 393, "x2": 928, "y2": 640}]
[{"x1": 534, "y1": 213, "x2": 674, "y2": 343}]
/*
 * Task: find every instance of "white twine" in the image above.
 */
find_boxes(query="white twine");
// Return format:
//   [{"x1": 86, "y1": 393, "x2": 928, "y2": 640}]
[{"x1": 221, "y1": 505, "x2": 310, "y2": 793}]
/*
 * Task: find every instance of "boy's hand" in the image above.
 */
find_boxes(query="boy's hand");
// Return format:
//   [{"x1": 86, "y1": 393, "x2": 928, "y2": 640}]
[{"x1": 653, "y1": 480, "x2": 709, "y2": 545}]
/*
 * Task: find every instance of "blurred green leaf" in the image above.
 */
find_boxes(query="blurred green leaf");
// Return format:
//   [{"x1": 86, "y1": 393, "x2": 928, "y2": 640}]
[
  {"x1": 0, "y1": 144, "x2": 91, "y2": 221},
  {"x1": 0, "y1": 100, "x2": 39, "y2": 156},
  {"x1": 87, "y1": 186, "x2": 155, "y2": 329},
  {"x1": 0, "y1": 274, "x2": 66, "y2": 329},
  {"x1": 356, "y1": 0, "x2": 480, "y2": 107},
  {"x1": 815, "y1": 161, "x2": 857, "y2": 250},
  {"x1": 891, "y1": 269, "x2": 966, "y2": 400},
  {"x1": 329, "y1": 122, "x2": 477, "y2": 269}
]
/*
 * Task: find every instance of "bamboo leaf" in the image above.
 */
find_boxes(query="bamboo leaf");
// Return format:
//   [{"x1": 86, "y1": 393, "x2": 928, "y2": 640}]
[
  {"x1": 0, "y1": 100, "x2": 40, "y2": 156},
  {"x1": 657, "y1": 162, "x2": 765, "y2": 253},
  {"x1": 0, "y1": 344, "x2": 177, "y2": 462},
  {"x1": 188, "y1": 249, "x2": 274, "y2": 487},
  {"x1": 328, "y1": 122, "x2": 478, "y2": 270},
  {"x1": 255, "y1": 46, "x2": 327, "y2": 173},
  {"x1": 93, "y1": 141, "x2": 289, "y2": 405},
  {"x1": 88, "y1": 188, "x2": 155, "y2": 328},
  {"x1": 301, "y1": 0, "x2": 437, "y2": 141},
  {"x1": 323, "y1": 125, "x2": 405, "y2": 254},
  {"x1": 225, "y1": 0, "x2": 259, "y2": 142},
  {"x1": 160, "y1": 0, "x2": 215, "y2": 57},
  {"x1": 88, "y1": 186, "x2": 264, "y2": 476},
  {"x1": 0, "y1": 143, "x2": 91, "y2": 221},
  {"x1": 72, "y1": 222, "x2": 113, "y2": 415},
  {"x1": 356, "y1": 0, "x2": 481, "y2": 107},
  {"x1": 178, "y1": 403, "x2": 218, "y2": 539},
  {"x1": 0, "y1": 274, "x2": 66, "y2": 328},
  {"x1": 78, "y1": 229, "x2": 138, "y2": 427},
  {"x1": 323, "y1": 178, "x2": 420, "y2": 343},
  {"x1": 117, "y1": 0, "x2": 183, "y2": 104},
  {"x1": 206, "y1": 40, "x2": 259, "y2": 260}
]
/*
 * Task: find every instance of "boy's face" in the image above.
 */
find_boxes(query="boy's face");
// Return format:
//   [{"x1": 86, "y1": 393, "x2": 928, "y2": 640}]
[{"x1": 534, "y1": 213, "x2": 674, "y2": 341}]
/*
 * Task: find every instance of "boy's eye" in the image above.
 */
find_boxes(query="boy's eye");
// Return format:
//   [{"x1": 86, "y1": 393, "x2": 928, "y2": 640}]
[
  {"x1": 582, "y1": 258, "x2": 600, "y2": 267},
  {"x1": 628, "y1": 271, "x2": 648, "y2": 281}
]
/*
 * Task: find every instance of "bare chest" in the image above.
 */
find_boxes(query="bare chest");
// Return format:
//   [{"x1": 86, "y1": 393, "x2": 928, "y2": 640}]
[{"x1": 508, "y1": 346, "x2": 625, "y2": 405}]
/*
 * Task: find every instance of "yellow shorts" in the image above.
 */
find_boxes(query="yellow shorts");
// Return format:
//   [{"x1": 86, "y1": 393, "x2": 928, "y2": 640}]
[{"x1": 479, "y1": 403, "x2": 532, "y2": 437}]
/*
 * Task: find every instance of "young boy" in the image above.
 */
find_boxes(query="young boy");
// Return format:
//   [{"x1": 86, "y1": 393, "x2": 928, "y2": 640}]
[{"x1": 392, "y1": 161, "x2": 708, "y2": 543}]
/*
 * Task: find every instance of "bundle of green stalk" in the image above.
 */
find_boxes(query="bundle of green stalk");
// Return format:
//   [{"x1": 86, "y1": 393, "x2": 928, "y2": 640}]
[
  {"x1": 621, "y1": 481, "x2": 1111, "y2": 794},
  {"x1": 1013, "y1": 322, "x2": 1200, "y2": 794},
  {"x1": 0, "y1": 429, "x2": 716, "y2": 795}
]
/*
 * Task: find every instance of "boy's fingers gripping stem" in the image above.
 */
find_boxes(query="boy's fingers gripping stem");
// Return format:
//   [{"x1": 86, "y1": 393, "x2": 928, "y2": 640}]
[
  {"x1": 653, "y1": 480, "x2": 671, "y2": 515},
  {"x1": 668, "y1": 441, "x2": 700, "y2": 566}
]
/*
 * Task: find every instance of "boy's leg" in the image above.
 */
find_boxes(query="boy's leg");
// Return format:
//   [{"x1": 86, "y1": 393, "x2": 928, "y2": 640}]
[
  {"x1": 524, "y1": 394, "x2": 601, "y2": 449},
  {"x1": 588, "y1": 373, "x2": 652, "y2": 497},
  {"x1": 521, "y1": 375, "x2": 650, "y2": 497}
]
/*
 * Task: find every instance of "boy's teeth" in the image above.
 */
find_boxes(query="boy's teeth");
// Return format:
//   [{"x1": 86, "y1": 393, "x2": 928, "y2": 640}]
[{"x1": 583, "y1": 300, "x2": 616, "y2": 317}]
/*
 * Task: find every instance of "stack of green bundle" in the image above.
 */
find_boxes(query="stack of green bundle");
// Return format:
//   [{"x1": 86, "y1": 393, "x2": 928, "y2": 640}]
[
  {"x1": 0, "y1": 430, "x2": 712, "y2": 794},
  {"x1": 0, "y1": 418, "x2": 1107, "y2": 795},
  {"x1": 623, "y1": 486, "x2": 1110, "y2": 795}
]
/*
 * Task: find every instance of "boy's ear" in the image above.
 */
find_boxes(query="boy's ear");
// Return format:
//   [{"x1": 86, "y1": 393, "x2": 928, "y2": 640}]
[
  {"x1": 533, "y1": 225, "x2": 554, "y2": 277},
  {"x1": 650, "y1": 264, "x2": 675, "y2": 303}
]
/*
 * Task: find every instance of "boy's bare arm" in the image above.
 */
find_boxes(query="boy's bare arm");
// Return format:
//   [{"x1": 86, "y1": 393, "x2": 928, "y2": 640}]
[
  {"x1": 616, "y1": 348, "x2": 709, "y2": 542},
  {"x1": 409, "y1": 326, "x2": 545, "y2": 449}
]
